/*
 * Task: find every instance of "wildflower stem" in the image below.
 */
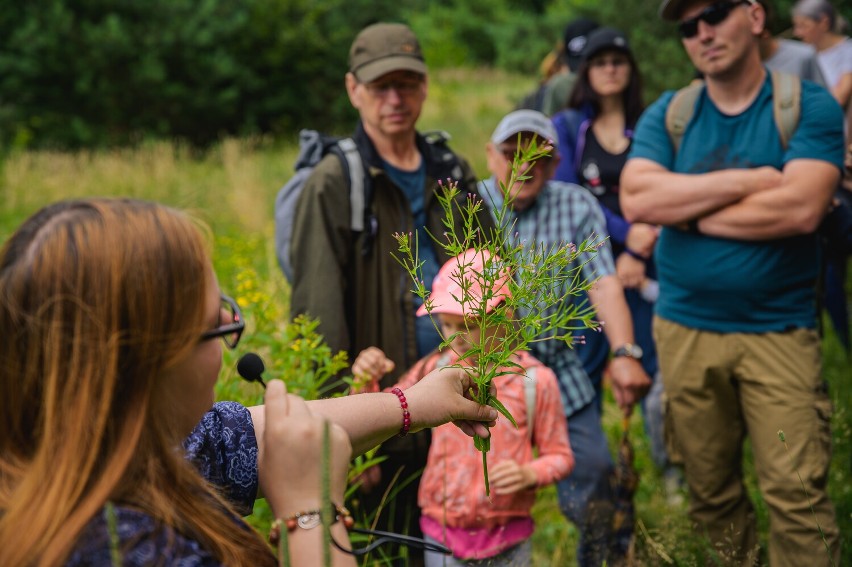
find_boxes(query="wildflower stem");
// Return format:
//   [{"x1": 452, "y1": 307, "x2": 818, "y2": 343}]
[
  {"x1": 322, "y1": 420, "x2": 332, "y2": 567},
  {"x1": 105, "y1": 502, "x2": 123, "y2": 567},
  {"x1": 393, "y1": 135, "x2": 599, "y2": 495},
  {"x1": 483, "y1": 450, "x2": 490, "y2": 497}
]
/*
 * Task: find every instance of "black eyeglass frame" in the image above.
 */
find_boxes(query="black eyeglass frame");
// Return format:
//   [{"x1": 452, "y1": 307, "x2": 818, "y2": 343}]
[
  {"x1": 678, "y1": 0, "x2": 752, "y2": 39},
  {"x1": 200, "y1": 294, "x2": 245, "y2": 349}
]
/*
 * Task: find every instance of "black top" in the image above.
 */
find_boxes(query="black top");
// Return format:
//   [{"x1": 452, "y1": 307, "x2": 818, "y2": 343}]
[{"x1": 577, "y1": 126, "x2": 629, "y2": 220}]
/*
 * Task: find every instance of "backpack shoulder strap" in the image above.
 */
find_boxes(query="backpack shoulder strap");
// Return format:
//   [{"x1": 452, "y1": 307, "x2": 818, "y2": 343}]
[
  {"x1": 553, "y1": 110, "x2": 587, "y2": 174},
  {"x1": 524, "y1": 366, "x2": 537, "y2": 442},
  {"x1": 423, "y1": 129, "x2": 464, "y2": 181},
  {"x1": 423, "y1": 129, "x2": 452, "y2": 146},
  {"x1": 574, "y1": 118, "x2": 592, "y2": 173},
  {"x1": 665, "y1": 82, "x2": 704, "y2": 153},
  {"x1": 335, "y1": 137, "x2": 366, "y2": 232},
  {"x1": 770, "y1": 70, "x2": 801, "y2": 150}
]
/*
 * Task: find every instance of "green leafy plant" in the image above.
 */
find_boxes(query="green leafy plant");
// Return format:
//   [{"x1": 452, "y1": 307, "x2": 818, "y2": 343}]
[{"x1": 393, "y1": 137, "x2": 603, "y2": 494}]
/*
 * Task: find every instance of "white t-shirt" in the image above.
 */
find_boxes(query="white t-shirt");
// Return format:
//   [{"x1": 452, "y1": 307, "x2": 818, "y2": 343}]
[
  {"x1": 817, "y1": 37, "x2": 852, "y2": 90},
  {"x1": 766, "y1": 38, "x2": 827, "y2": 87}
]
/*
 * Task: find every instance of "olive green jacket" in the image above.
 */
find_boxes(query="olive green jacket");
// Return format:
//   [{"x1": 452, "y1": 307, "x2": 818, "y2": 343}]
[{"x1": 290, "y1": 122, "x2": 495, "y2": 390}]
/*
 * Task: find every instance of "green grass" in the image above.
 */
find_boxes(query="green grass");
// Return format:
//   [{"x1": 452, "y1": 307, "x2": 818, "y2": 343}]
[{"x1": 0, "y1": 68, "x2": 848, "y2": 566}]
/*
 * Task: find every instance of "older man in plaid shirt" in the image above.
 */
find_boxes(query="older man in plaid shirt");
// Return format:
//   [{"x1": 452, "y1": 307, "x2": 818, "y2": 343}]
[{"x1": 479, "y1": 109, "x2": 650, "y2": 567}]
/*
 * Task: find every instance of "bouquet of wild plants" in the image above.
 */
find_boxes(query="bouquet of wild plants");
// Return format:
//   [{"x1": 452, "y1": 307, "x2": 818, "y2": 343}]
[{"x1": 394, "y1": 137, "x2": 604, "y2": 495}]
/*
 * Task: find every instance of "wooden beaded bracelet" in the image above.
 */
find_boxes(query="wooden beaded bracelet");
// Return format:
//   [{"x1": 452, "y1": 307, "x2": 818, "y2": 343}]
[
  {"x1": 268, "y1": 504, "x2": 354, "y2": 546},
  {"x1": 390, "y1": 387, "x2": 410, "y2": 437}
]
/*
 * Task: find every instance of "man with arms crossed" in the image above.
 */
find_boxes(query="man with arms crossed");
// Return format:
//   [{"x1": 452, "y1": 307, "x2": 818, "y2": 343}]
[{"x1": 621, "y1": 1, "x2": 843, "y2": 565}]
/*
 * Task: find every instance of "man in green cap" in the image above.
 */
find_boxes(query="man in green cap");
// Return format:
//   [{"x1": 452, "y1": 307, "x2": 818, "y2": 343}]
[{"x1": 289, "y1": 22, "x2": 492, "y2": 566}]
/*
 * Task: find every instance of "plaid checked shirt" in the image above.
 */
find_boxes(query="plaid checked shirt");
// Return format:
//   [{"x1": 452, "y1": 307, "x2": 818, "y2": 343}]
[{"x1": 479, "y1": 177, "x2": 615, "y2": 417}]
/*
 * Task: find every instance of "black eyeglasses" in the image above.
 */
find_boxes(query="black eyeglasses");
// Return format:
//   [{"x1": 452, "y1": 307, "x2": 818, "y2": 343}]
[
  {"x1": 363, "y1": 78, "x2": 423, "y2": 97},
  {"x1": 200, "y1": 294, "x2": 244, "y2": 349},
  {"x1": 678, "y1": 0, "x2": 751, "y2": 39}
]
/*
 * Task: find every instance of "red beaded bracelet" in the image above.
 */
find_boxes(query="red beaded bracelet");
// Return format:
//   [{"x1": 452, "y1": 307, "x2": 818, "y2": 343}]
[{"x1": 391, "y1": 387, "x2": 410, "y2": 437}]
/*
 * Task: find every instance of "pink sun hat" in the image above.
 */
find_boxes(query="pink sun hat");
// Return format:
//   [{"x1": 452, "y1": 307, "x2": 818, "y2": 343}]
[{"x1": 417, "y1": 248, "x2": 512, "y2": 317}]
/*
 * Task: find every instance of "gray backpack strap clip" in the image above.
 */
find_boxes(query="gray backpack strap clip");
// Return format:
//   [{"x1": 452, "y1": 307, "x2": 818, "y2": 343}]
[
  {"x1": 337, "y1": 137, "x2": 366, "y2": 232},
  {"x1": 665, "y1": 82, "x2": 704, "y2": 153},
  {"x1": 770, "y1": 71, "x2": 801, "y2": 150}
]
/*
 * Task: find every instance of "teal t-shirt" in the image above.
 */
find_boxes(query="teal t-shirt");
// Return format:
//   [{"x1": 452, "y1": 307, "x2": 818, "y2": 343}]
[
  {"x1": 629, "y1": 73, "x2": 844, "y2": 333},
  {"x1": 383, "y1": 158, "x2": 442, "y2": 357}
]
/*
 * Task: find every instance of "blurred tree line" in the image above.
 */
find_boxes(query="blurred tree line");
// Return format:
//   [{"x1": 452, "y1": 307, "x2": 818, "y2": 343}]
[{"x1": 0, "y1": 0, "x2": 848, "y2": 149}]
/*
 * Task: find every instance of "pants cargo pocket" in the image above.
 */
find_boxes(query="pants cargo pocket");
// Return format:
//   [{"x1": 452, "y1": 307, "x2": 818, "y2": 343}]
[
  {"x1": 663, "y1": 395, "x2": 684, "y2": 467},
  {"x1": 808, "y1": 385, "x2": 833, "y2": 485}
]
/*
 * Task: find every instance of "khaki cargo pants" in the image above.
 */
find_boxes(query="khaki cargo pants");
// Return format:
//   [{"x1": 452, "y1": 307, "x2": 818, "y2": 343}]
[{"x1": 653, "y1": 317, "x2": 840, "y2": 567}]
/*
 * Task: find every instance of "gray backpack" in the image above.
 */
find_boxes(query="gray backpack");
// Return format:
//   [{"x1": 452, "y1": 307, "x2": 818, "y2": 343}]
[
  {"x1": 274, "y1": 129, "x2": 370, "y2": 282},
  {"x1": 274, "y1": 129, "x2": 462, "y2": 283}
]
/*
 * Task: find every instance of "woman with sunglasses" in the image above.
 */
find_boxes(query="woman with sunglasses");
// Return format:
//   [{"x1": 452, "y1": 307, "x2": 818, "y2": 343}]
[{"x1": 0, "y1": 198, "x2": 498, "y2": 567}]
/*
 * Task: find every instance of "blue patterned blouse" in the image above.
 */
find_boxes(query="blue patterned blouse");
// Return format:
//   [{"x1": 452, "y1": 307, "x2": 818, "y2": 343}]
[{"x1": 66, "y1": 402, "x2": 259, "y2": 566}]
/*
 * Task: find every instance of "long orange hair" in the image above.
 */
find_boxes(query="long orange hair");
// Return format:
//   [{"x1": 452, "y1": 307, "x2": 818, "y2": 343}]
[{"x1": 0, "y1": 199, "x2": 274, "y2": 566}]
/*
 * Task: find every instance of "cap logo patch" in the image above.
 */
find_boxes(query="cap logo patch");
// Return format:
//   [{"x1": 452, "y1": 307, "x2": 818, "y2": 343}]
[{"x1": 568, "y1": 37, "x2": 588, "y2": 54}]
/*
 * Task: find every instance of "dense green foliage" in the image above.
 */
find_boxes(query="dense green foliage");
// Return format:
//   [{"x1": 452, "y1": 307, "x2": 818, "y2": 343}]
[
  {"x1": 0, "y1": 0, "x2": 849, "y2": 149},
  {"x1": 0, "y1": 0, "x2": 407, "y2": 148}
]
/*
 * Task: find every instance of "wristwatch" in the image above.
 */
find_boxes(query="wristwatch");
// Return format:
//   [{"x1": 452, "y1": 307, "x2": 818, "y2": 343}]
[{"x1": 613, "y1": 343, "x2": 643, "y2": 360}]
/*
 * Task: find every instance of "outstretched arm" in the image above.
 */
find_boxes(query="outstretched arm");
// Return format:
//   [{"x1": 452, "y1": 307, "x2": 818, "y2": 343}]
[{"x1": 250, "y1": 366, "x2": 498, "y2": 457}]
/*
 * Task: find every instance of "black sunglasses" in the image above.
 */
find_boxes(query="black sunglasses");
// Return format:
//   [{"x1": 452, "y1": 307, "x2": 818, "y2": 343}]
[
  {"x1": 678, "y1": 0, "x2": 751, "y2": 39},
  {"x1": 200, "y1": 294, "x2": 244, "y2": 349}
]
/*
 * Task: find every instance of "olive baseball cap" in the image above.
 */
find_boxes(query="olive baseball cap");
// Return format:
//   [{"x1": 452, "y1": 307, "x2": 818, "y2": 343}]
[{"x1": 349, "y1": 23, "x2": 427, "y2": 83}]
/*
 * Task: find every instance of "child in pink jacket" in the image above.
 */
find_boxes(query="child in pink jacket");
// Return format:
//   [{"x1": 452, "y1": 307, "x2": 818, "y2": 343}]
[{"x1": 353, "y1": 250, "x2": 574, "y2": 566}]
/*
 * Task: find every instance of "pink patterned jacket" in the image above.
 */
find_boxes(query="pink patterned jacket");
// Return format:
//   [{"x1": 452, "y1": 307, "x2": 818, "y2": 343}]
[{"x1": 395, "y1": 350, "x2": 574, "y2": 529}]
